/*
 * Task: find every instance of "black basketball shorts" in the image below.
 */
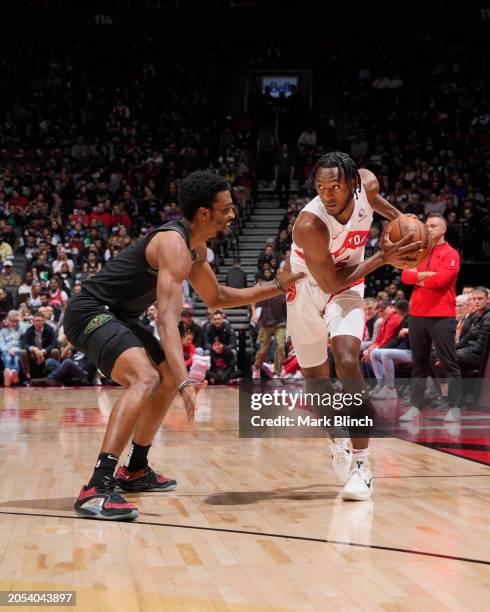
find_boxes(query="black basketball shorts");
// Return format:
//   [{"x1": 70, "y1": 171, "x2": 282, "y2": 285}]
[{"x1": 63, "y1": 292, "x2": 165, "y2": 379}]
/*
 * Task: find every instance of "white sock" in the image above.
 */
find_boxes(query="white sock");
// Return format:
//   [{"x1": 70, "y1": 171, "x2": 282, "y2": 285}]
[{"x1": 353, "y1": 448, "x2": 370, "y2": 469}]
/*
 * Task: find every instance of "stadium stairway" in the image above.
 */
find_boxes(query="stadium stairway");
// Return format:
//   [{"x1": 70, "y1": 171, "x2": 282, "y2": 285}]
[{"x1": 191, "y1": 190, "x2": 289, "y2": 361}]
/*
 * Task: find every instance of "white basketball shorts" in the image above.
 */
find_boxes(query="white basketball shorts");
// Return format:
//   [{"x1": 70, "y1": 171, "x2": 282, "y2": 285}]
[{"x1": 286, "y1": 279, "x2": 365, "y2": 368}]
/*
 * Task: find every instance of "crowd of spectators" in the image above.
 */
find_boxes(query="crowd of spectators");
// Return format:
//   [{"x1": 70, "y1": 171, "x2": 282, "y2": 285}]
[
  {"x1": 0, "y1": 31, "x2": 489, "y2": 389},
  {"x1": 252, "y1": 32, "x2": 489, "y2": 263},
  {"x1": 359, "y1": 287, "x2": 490, "y2": 404},
  {"x1": 244, "y1": 32, "x2": 489, "y2": 386},
  {"x1": 0, "y1": 38, "x2": 257, "y2": 385}
]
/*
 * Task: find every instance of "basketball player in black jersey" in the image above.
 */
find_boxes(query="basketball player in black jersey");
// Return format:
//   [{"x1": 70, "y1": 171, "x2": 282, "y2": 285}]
[{"x1": 64, "y1": 171, "x2": 304, "y2": 520}]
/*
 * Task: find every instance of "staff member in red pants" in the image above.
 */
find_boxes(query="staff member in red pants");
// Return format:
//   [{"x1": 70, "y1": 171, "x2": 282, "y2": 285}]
[{"x1": 400, "y1": 213, "x2": 462, "y2": 422}]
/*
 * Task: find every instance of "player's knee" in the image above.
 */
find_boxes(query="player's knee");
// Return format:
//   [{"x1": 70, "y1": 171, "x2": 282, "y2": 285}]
[
  {"x1": 337, "y1": 354, "x2": 359, "y2": 375},
  {"x1": 132, "y1": 369, "x2": 161, "y2": 396}
]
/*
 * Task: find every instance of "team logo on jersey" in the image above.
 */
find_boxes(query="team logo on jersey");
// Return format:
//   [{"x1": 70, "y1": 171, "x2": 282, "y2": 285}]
[
  {"x1": 286, "y1": 283, "x2": 297, "y2": 303},
  {"x1": 84, "y1": 313, "x2": 113, "y2": 335},
  {"x1": 332, "y1": 230, "x2": 369, "y2": 259},
  {"x1": 358, "y1": 207, "x2": 367, "y2": 221}
]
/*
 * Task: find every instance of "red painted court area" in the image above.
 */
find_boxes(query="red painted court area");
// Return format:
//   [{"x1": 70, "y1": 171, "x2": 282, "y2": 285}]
[{"x1": 397, "y1": 411, "x2": 490, "y2": 465}]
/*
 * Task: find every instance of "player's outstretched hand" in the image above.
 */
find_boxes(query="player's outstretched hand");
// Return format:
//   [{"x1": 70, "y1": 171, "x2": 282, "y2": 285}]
[
  {"x1": 276, "y1": 255, "x2": 306, "y2": 291},
  {"x1": 380, "y1": 230, "x2": 423, "y2": 268},
  {"x1": 181, "y1": 380, "x2": 208, "y2": 424}
]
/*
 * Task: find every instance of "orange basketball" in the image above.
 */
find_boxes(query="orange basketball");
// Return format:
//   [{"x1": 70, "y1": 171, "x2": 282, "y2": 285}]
[{"x1": 382, "y1": 214, "x2": 432, "y2": 269}]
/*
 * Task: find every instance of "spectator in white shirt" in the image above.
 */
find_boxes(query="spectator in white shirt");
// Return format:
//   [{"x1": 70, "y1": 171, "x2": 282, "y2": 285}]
[
  {"x1": 52, "y1": 245, "x2": 74, "y2": 274},
  {"x1": 297, "y1": 127, "x2": 317, "y2": 154},
  {"x1": 18, "y1": 270, "x2": 35, "y2": 299}
]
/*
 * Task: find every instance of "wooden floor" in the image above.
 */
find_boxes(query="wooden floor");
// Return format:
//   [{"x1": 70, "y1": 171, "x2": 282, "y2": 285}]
[{"x1": 0, "y1": 387, "x2": 490, "y2": 611}]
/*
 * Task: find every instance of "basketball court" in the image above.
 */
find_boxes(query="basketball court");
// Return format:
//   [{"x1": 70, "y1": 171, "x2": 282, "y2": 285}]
[{"x1": 1, "y1": 386, "x2": 489, "y2": 611}]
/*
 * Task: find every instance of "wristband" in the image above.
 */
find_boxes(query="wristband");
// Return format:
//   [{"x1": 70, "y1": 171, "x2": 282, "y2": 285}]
[
  {"x1": 274, "y1": 278, "x2": 286, "y2": 293},
  {"x1": 178, "y1": 379, "x2": 194, "y2": 394}
]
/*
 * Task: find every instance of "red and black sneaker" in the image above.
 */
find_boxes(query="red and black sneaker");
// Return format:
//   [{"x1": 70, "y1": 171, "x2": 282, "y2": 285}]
[
  {"x1": 74, "y1": 477, "x2": 138, "y2": 521},
  {"x1": 115, "y1": 465, "x2": 177, "y2": 492}
]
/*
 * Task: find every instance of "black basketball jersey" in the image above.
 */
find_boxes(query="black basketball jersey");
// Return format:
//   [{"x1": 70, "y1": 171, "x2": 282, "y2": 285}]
[{"x1": 81, "y1": 219, "x2": 197, "y2": 317}]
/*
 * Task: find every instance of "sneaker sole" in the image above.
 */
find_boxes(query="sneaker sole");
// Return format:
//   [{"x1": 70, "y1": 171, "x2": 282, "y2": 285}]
[
  {"x1": 340, "y1": 490, "x2": 374, "y2": 502},
  {"x1": 399, "y1": 414, "x2": 421, "y2": 422},
  {"x1": 74, "y1": 507, "x2": 139, "y2": 521},
  {"x1": 114, "y1": 483, "x2": 177, "y2": 493}
]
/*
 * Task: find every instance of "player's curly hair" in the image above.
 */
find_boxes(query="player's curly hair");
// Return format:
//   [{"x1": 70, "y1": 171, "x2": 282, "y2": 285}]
[
  {"x1": 309, "y1": 151, "x2": 361, "y2": 197},
  {"x1": 179, "y1": 171, "x2": 230, "y2": 220}
]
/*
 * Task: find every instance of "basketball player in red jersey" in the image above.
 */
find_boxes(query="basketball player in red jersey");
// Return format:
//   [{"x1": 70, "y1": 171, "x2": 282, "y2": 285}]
[{"x1": 288, "y1": 152, "x2": 421, "y2": 500}]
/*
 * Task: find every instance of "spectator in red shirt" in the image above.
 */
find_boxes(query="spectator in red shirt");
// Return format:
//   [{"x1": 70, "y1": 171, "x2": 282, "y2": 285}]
[
  {"x1": 67, "y1": 233, "x2": 84, "y2": 255},
  {"x1": 110, "y1": 204, "x2": 132, "y2": 230},
  {"x1": 89, "y1": 202, "x2": 112, "y2": 229},
  {"x1": 10, "y1": 190, "x2": 29, "y2": 212},
  {"x1": 400, "y1": 213, "x2": 461, "y2": 422},
  {"x1": 361, "y1": 301, "x2": 401, "y2": 364},
  {"x1": 70, "y1": 209, "x2": 90, "y2": 226},
  {"x1": 182, "y1": 330, "x2": 195, "y2": 371}
]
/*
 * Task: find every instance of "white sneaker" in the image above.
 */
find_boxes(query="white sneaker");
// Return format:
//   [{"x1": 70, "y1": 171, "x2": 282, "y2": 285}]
[
  {"x1": 444, "y1": 407, "x2": 461, "y2": 422},
  {"x1": 369, "y1": 383, "x2": 384, "y2": 397},
  {"x1": 340, "y1": 461, "x2": 373, "y2": 501},
  {"x1": 252, "y1": 366, "x2": 260, "y2": 380},
  {"x1": 399, "y1": 406, "x2": 421, "y2": 421},
  {"x1": 293, "y1": 370, "x2": 304, "y2": 380},
  {"x1": 328, "y1": 438, "x2": 352, "y2": 482},
  {"x1": 372, "y1": 385, "x2": 398, "y2": 399}
]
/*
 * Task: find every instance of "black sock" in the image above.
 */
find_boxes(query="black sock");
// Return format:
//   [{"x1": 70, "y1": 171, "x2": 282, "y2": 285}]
[
  {"x1": 88, "y1": 452, "x2": 119, "y2": 488},
  {"x1": 125, "y1": 441, "x2": 151, "y2": 472}
]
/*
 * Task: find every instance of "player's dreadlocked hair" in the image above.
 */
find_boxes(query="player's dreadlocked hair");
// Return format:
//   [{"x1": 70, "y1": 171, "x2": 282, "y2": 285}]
[{"x1": 309, "y1": 151, "x2": 361, "y2": 197}]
